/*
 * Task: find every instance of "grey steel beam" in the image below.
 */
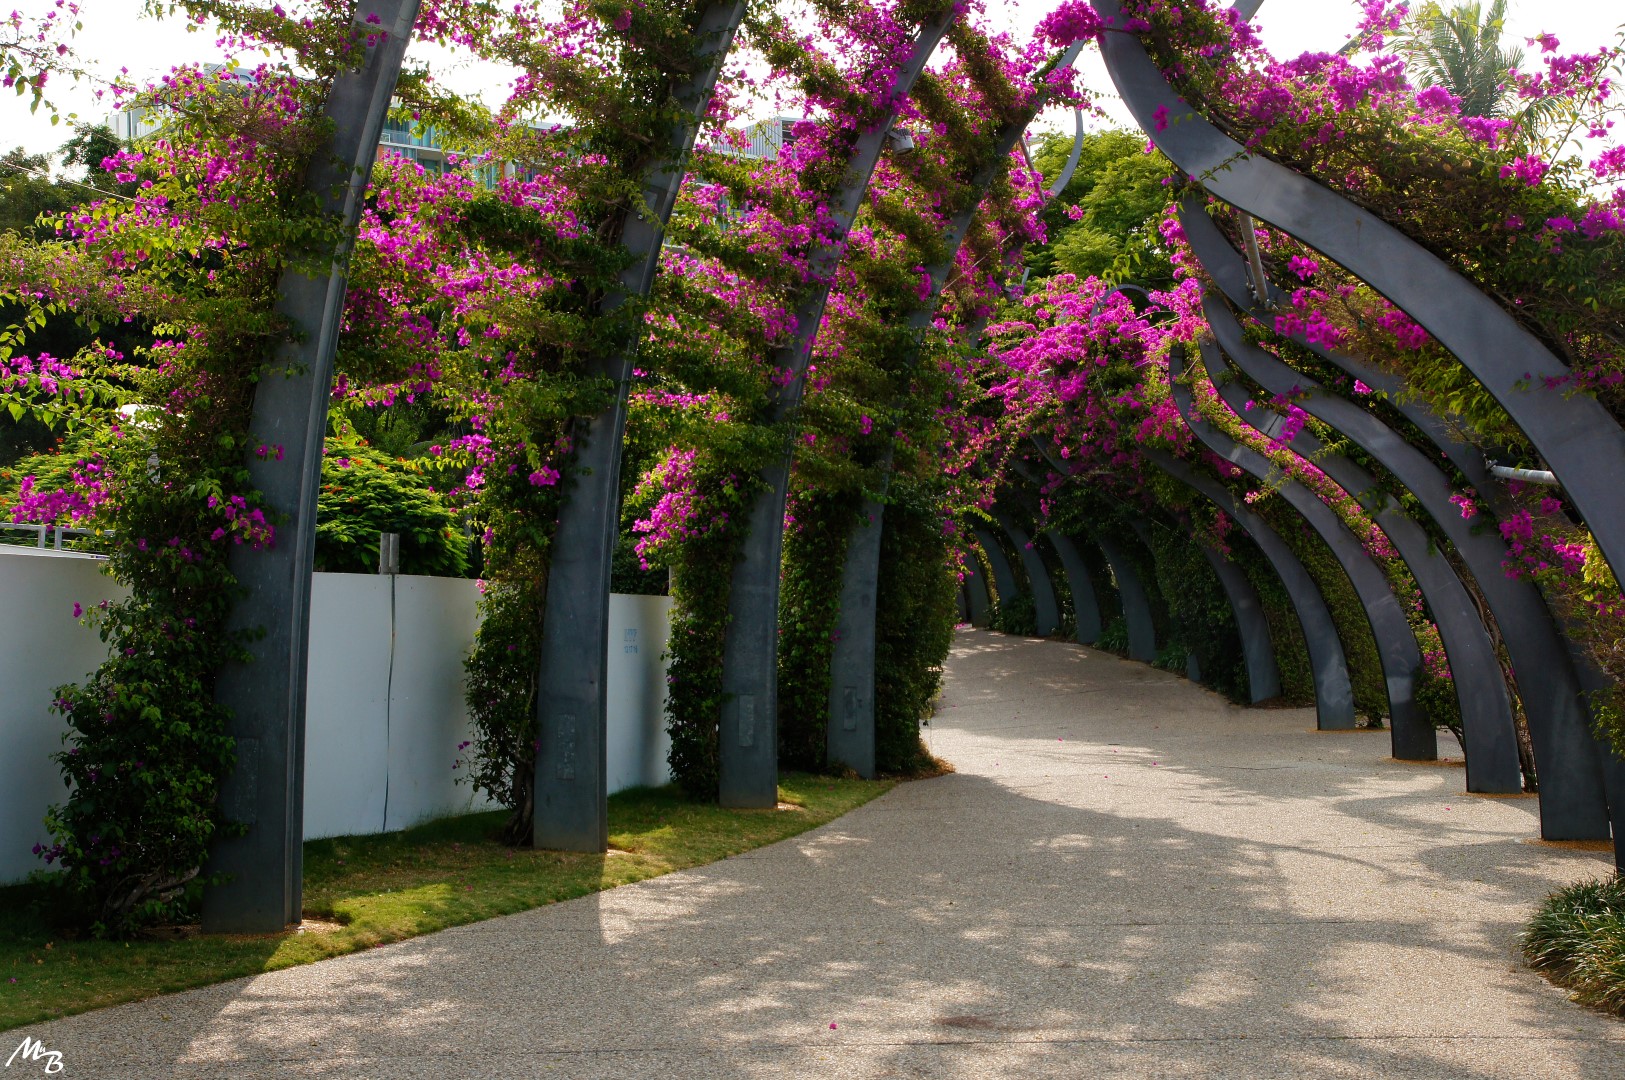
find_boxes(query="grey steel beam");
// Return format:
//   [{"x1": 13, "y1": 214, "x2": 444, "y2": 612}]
[
  {"x1": 1026, "y1": 429, "x2": 1278, "y2": 702},
  {"x1": 996, "y1": 512, "x2": 1059, "y2": 635},
  {"x1": 1167, "y1": 345, "x2": 1431, "y2": 746},
  {"x1": 205, "y1": 0, "x2": 420, "y2": 933},
  {"x1": 964, "y1": 560, "x2": 993, "y2": 628},
  {"x1": 1196, "y1": 542, "x2": 1282, "y2": 703},
  {"x1": 1198, "y1": 335, "x2": 1517, "y2": 782},
  {"x1": 718, "y1": 10, "x2": 956, "y2": 807},
  {"x1": 535, "y1": 1, "x2": 749, "y2": 850},
  {"x1": 1001, "y1": 457, "x2": 1108, "y2": 647},
  {"x1": 1094, "y1": 532, "x2": 1156, "y2": 663},
  {"x1": 973, "y1": 527, "x2": 1021, "y2": 614},
  {"x1": 824, "y1": 40, "x2": 1088, "y2": 783},
  {"x1": 1144, "y1": 449, "x2": 1357, "y2": 728},
  {"x1": 1180, "y1": 202, "x2": 1609, "y2": 834},
  {"x1": 1094, "y1": 0, "x2": 1625, "y2": 588},
  {"x1": 1044, "y1": 531, "x2": 1104, "y2": 644}
]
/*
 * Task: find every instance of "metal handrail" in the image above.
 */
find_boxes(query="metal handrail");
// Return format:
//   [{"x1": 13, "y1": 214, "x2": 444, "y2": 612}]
[{"x1": 0, "y1": 521, "x2": 112, "y2": 552}]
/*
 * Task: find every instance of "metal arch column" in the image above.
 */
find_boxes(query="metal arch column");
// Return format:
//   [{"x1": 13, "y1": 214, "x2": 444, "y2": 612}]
[
  {"x1": 1093, "y1": 531, "x2": 1157, "y2": 663},
  {"x1": 535, "y1": 0, "x2": 750, "y2": 850},
  {"x1": 1144, "y1": 449, "x2": 1357, "y2": 728},
  {"x1": 995, "y1": 512, "x2": 1059, "y2": 636},
  {"x1": 823, "y1": 40, "x2": 1090, "y2": 784},
  {"x1": 1196, "y1": 338, "x2": 1519, "y2": 784},
  {"x1": 1196, "y1": 543, "x2": 1282, "y2": 703},
  {"x1": 718, "y1": 10, "x2": 956, "y2": 807},
  {"x1": 1093, "y1": 0, "x2": 1625, "y2": 588},
  {"x1": 1167, "y1": 346, "x2": 1434, "y2": 751},
  {"x1": 972, "y1": 527, "x2": 1022, "y2": 615},
  {"x1": 1043, "y1": 531, "x2": 1104, "y2": 644},
  {"x1": 1179, "y1": 202, "x2": 1609, "y2": 835},
  {"x1": 205, "y1": 0, "x2": 421, "y2": 934},
  {"x1": 964, "y1": 561, "x2": 993, "y2": 628}
]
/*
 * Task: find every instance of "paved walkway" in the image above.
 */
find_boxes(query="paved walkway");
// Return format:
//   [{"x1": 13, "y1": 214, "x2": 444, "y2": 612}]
[{"x1": 23, "y1": 629, "x2": 1625, "y2": 1077}]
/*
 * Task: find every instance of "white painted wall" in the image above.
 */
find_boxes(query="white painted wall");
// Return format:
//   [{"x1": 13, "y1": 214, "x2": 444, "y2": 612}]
[
  {"x1": 605, "y1": 593, "x2": 674, "y2": 793},
  {"x1": 0, "y1": 549, "x2": 129, "y2": 885},
  {"x1": 0, "y1": 549, "x2": 675, "y2": 883}
]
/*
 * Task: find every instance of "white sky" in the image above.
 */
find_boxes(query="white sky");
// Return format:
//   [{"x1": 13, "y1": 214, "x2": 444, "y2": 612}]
[{"x1": 3, "y1": 0, "x2": 1622, "y2": 160}]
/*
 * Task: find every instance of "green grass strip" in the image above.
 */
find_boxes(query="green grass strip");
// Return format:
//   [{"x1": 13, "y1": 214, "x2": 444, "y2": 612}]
[
  {"x1": 1523, "y1": 873, "x2": 1625, "y2": 1014},
  {"x1": 0, "y1": 773, "x2": 893, "y2": 1031}
]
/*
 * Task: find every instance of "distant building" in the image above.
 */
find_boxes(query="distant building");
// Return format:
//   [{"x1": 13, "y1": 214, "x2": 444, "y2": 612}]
[
  {"x1": 107, "y1": 63, "x2": 499, "y2": 181},
  {"x1": 731, "y1": 116, "x2": 800, "y2": 161},
  {"x1": 111, "y1": 66, "x2": 795, "y2": 181}
]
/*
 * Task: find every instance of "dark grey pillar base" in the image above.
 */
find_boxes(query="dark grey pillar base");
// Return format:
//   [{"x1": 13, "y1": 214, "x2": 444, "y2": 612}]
[{"x1": 718, "y1": 461, "x2": 790, "y2": 808}]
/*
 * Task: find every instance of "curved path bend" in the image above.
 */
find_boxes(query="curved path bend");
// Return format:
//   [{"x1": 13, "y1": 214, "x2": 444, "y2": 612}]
[{"x1": 25, "y1": 629, "x2": 1625, "y2": 1078}]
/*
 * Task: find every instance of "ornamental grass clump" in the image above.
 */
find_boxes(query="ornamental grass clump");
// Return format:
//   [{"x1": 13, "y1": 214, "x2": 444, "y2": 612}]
[{"x1": 1523, "y1": 875, "x2": 1625, "y2": 1015}]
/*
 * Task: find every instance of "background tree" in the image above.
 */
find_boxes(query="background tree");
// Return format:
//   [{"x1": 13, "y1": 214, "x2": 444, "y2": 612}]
[
  {"x1": 1392, "y1": 0, "x2": 1523, "y2": 118},
  {"x1": 1025, "y1": 129, "x2": 1174, "y2": 286}
]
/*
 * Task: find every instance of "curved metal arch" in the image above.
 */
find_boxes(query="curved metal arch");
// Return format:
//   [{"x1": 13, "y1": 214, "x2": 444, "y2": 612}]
[
  {"x1": 1134, "y1": 513, "x2": 1277, "y2": 698},
  {"x1": 1041, "y1": 531, "x2": 1105, "y2": 645},
  {"x1": 1094, "y1": 530, "x2": 1158, "y2": 663},
  {"x1": 825, "y1": 43, "x2": 1095, "y2": 779},
  {"x1": 995, "y1": 512, "x2": 1060, "y2": 636},
  {"x1": 1093, "y1": 0, "x2": 1625, "y2": 589},
  {"x1": 719, "y1": 10, "x2": 958, "y2": 807},
  {"x1": 973, "y1": 527, "x2": 1023, "y2": 617},
  {"x1": 207, "y1": 0, "x2": 423, "y2": 933},
  {"x1": 1179, "y1": 200, "x2": 1610, "y2": 835},
  {"x1": 1196, "y1": 542, "x2": 1283, "y2": 703},
  {"x1": 1144, "y1": 449, "x2": 1357, "y2": 728},
  {"x1": 964, "y1": 561, "x2": 993, "y2": 628},
  {"x1": 1198, "y1": 333, "x2": 1519, "y2": 784},
  {"x1": 1168, "y1": 344, "x2": 1435, "y2": 753},
  {"x1": 536, "y1": 0, "x2": 754, "y2": 841}
]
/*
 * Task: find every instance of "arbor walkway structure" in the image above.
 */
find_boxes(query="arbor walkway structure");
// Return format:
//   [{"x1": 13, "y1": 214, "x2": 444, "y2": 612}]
[
  {"x1": 26, "y1": 630, "x2": 1625, "y2": 1078},
  {"x1": 15, "y1": 0, "x2": 1625, "y2": 951}
]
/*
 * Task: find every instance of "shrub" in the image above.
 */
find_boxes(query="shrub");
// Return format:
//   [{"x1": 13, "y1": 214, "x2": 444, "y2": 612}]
[
  {"x1": 314, "y1": 438, "x2": 469, "y2": 577},
  {"x1": 873, "y1": 478, "x2": 957, "y2": 774},
  {"x1": 1524, "y1": 875, "x2": 1625, "y2": 1015},
  {"x1": 777, "y1": 490, "x2": 860, "y2": 772}
]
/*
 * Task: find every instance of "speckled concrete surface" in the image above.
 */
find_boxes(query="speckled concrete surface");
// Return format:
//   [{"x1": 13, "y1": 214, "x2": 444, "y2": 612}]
[{"x1": 15, "y1": 629, "x2": 1625, "y2": 1078}]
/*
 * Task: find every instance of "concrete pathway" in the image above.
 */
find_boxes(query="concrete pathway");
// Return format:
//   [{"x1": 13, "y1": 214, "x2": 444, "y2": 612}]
[{"x1": 20, "y1": 629, "x2": 1625, "y2": 1077}]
